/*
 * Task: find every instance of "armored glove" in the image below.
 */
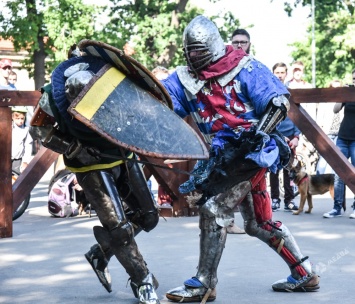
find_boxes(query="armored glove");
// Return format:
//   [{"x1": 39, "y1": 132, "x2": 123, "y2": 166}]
[{"x1": 30, "y1": 125, "x2": 101, "y2": 166}]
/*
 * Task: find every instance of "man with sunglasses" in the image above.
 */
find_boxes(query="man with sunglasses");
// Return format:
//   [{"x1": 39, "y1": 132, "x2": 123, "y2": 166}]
[{"x1": 231, "y1": 28, "x2": 251, "y2": 54}]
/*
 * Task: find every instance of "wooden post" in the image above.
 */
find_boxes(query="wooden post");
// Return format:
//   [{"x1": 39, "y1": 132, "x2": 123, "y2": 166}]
[
  {"x1": 288, "y1": 87, "x2": 355, "y2": 194},
  {"x1": 0, "y1": 90, "x2": 44, "y2": 238},
  {"x1": 13, "y1": 147, "x2": 59, "y2": 210},
  {"x1": 0, "y1": 107, "x2": 14, "y2": 238}
]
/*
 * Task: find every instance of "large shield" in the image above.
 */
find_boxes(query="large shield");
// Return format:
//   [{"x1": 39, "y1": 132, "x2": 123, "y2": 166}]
[{"x1": 67, "y1": 40, "x2": 208, "y2": 160}]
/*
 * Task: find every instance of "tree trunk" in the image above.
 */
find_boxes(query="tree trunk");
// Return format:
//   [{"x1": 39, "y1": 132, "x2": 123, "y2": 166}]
[
  {"x1": 33, "y1": 36, "x2": 47, "y2": 90},
  {"x1": 157, "y1": 0, "x2": 189, "y2": 65},
  {"x1": 25, "y1": 0, "x2": 46, "y2": 90}
]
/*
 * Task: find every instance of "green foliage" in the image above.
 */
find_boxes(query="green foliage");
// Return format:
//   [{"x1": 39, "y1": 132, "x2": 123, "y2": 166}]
[
  {"x1": 93, "y1": 0, "x2": 240, "y2": 70},
  {"x1": 1, "y1": 0, "x2": 241, "y2": 84},
  {"x1": 44, "y1": 0, "x2": 98, "y2": 68},
  {"x1": 0, "y1": 0, "x2": 99, "y2": 84},
  {"x1": 275, "y1": 0, "x2": 355, "y2": 87}
]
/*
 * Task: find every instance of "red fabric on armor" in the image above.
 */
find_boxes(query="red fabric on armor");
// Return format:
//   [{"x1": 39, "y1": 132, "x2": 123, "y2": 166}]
[
  {"x1": 250, "y1": 168, "x2": 267, "y2": 189},
  {"x1": 261, "y1": 222, "x2": 308, "y2": 277},
  {"x1": 198, "y1": 46, "x2": 247, "y2": 80},
  {"x1": 251, "y1": 170, "x2": 272, "y2": 224},
  {"x1": 250, "y1": 169, "x2": 309, "y2": 277},
  {"x1": 195, "y1": 78, "x2": 253, "y2": 133}
]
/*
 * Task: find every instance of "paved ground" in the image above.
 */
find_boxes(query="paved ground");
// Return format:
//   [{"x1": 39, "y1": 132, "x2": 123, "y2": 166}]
[{"x1": 1, "y1": 170, "x2": 355, "y2": 304}]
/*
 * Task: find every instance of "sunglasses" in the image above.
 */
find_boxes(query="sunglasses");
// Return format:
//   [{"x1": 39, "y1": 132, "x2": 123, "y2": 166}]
[
  {"x1": 2, "y1": 66, "x2": 12, "y2": 70},
  {"x1": 231, "y1": 41, "x2": 249, "y2": 46}
]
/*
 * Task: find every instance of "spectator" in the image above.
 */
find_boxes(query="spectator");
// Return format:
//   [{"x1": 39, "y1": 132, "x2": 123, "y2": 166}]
[
  {"x1": 157, "y1": 186, "x2": 173, "y2": 207},
  {"x1": 0, "y1": 58, "x2": 13, "y2": 86},
  {"x1": 286, "y1": 61, "x2": 315, "y2": 119},
  {"x1": 152, "y1": 66, "x2": 170, "y2": 80},
  {"x1": 8, "y1": 70, "x2": 17, "y2": 89},
  {"x1": 11, "y1": 106, "x2": 33, "y2": 173},
  {"x1": 123, "y1": 42, "x2": 135, "y2": 56},
  {"x1": 231, "y1": 28, "x2": 251, "y2": 54},
  {"x1": 270, "y1": 62, "x2": 300, "y2": 212},
  {"x1": 323, "y1": 69, "x2": 355, "y2": 219},
  {"x1": 286, "y1": 61, "x2": 317, "y2": 167},
  {"x1": 329, "y1": 79, "x2": 342, "y2": 88},
  {"x1": 286, "y1": 61, "x2": 312, "y2": 88}
]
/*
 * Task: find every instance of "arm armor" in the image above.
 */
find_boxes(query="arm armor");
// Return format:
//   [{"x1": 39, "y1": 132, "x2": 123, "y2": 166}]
[
  {"x1": 257, "y1": 95, "x2": 290, "y2": 134},
  {"x1": 30, "y1": 125, "x2": 71, "y2": 155},
  {"x1": 30, "y1": 125, "x2": 101, "y2": 165},
  {"x1": 30, "y1": 90, "x2": 69, "y2": 154}
]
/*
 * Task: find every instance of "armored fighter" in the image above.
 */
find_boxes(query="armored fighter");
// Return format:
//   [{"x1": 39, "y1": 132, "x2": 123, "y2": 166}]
[
  {"x1": 162, "y1": 15, "x2": 320, "y2": 302},
  {"x1": 29, "y1": 41, "x2": 207, "y2": 304}
]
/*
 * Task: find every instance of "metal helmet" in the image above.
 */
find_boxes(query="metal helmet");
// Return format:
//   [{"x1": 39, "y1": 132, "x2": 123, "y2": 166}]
[
  {"x1": 11, "y1": 106, "x2": 28, "y2": 113},
  {"x1": 183, "y1": 15, "x2": 226, "y2": 74}
]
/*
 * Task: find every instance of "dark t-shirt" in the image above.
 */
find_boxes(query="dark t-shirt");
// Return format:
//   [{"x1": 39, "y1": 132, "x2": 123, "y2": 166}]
[{"x1": 338, "y1": 102, "x2": 355, "y2": 140}]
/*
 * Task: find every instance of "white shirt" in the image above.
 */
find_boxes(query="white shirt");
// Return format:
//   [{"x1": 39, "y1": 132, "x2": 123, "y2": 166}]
[{"x1": 11, "y1": 122, "x2": 33, "y2": 163}]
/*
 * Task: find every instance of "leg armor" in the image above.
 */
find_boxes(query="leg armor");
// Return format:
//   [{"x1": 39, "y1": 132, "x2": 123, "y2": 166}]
[
  {"x1": 77, "y1": 170, "x2": 134, "y2": 245},
  {"x1": 116, "y1": 160, "x2": 159, "y2": 233},
  {"x1": 78, "y1": 169, "x2": 160, "y2": 302},
  {"x1": 113, "y1": 238, "x2": 159, "y2": 303},
  {"x1": 77, "y1": 170, "x2": 133, "y2": 292},
  {"x1": 195, "y1": 210, "x2": 227, "y2": 289},
  {"x1": 85, "y1": 243, "x2": 112, "y2": 293},
  {"x1": 166, "y1": 170, "x2": 266, "y2": 303},
  {"x1": 166, "y1": 207, "x2": 225, "y2": 303},
  {"x1": 238, "y1": 175, "x2": 320, "y2": 292}
]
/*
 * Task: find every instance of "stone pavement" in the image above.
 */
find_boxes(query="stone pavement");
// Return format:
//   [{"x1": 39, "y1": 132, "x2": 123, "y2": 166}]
[{"x1": 1, "y1": 171, "x2": 355, "y2": 304}]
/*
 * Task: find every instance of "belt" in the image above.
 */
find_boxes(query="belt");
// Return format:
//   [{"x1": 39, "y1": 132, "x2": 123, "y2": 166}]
[{"x1": 206, "y1": 126, "x2": 249, "y2": 142}]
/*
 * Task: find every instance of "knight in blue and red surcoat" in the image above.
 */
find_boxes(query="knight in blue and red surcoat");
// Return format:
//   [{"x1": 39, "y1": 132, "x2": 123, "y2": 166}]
[{"x1": 163, "y1": 15, "x2": 320, "y2": 303}]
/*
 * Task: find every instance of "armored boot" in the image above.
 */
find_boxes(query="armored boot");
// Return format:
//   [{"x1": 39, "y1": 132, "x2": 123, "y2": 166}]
[
  {"x1": 268, "y1": 223, "x2": 319, "y2": 292},
  {"x1": 166, "y1": 200, "x2": 227, "y2": 303},
  {"x1": 239, "y1": 192, "x2": 320, "y2": 292},
  {"x1": 111, "y1": 237, "x2": 159, "y2": 304},
  {"x1": 84, "y1": 243, "x2": 113, "y2": 293},
  {"x1": 130, "y1": 272, "x2": 160, "y2": 304}
]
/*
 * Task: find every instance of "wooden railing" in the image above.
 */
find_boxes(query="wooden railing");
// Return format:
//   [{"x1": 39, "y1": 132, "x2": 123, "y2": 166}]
[{"x1": 2, "y1": 88, "x2": 355, "y2": 238}]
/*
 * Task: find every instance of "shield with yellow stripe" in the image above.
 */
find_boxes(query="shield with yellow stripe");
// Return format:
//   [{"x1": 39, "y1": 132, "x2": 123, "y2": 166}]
[{"x1": 65, "y1": 41, "x2": 208, "y2": 160}]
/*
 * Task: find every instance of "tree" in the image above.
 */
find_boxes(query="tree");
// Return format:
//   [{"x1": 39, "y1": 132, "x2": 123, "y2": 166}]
[
  {"x1": 1, "y1": 0, "x2": 241, "y2": 87},
  {"x1": 94, "y1": 0, "x2": 240, "y2": 70},
  {"x1": 273, "y1": 0, "x2": 355, "y2": 86},
  {"x1": 0, "y1": 0, "x2": 99, "y2": 89}
]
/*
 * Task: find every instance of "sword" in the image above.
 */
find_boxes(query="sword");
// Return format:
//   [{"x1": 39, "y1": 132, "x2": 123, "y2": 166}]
[{"x1": 163, "y1": 159, "x2": 190, "y2": 164}]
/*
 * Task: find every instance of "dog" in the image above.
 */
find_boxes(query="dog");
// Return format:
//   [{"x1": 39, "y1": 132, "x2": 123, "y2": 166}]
[{"x1": 289, "y1": 159, "x2": 344, "y2": 215}]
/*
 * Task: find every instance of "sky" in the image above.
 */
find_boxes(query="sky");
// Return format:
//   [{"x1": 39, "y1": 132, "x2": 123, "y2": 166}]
[{"x1": 192, "y1": 0, "x2": 311, "y2": 69}]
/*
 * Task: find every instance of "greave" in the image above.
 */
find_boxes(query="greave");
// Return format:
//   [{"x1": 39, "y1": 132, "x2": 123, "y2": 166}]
[
  {"x1": 269, "y1": 223, "x2": 313, "y2": 279},
  {"x1": 93, "y1": 226, "x2": 114, "y2": 260},
  {"x1": 195, "y1": 205, "x2": 227, "y2": 289},
  {"x1": 112, "y1": 238, "x2": 151, "y2": 286},
  {"x1": 239, "y1": 193, "x2": 312, "y2": 279}
]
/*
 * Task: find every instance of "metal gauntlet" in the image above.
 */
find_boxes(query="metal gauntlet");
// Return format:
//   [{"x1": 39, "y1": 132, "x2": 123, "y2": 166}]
[
  {"x1": 30, "y1": 125, "x2": 101, "y2": 165},
  {"x1": 257, "y1": 95, "x2": 290, "y2": 134}
]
